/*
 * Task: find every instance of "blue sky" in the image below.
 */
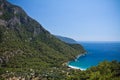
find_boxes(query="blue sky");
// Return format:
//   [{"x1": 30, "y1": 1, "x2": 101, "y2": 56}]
[{"x1": 8, "y1": 0, "x2": 120, "y2": 41}]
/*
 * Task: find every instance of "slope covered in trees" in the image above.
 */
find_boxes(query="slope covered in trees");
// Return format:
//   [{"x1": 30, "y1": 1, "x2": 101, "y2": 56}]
[{"x1": 0, "y1": 0, "x2": 85, "y2": 79}]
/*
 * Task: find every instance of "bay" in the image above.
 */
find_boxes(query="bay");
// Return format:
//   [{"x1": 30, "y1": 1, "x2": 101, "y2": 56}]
[{"x1": 68, "y1": 42, "x2": 120, "y2": 70}]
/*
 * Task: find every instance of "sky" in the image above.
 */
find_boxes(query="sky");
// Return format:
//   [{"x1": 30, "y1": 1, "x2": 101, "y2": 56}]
[{"x1": 8, "y1": 0, "x2": 120, "y2": 41}]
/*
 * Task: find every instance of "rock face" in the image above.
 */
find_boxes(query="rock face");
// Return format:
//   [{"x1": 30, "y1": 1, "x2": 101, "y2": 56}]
[
  {"x1": 0, "y1": 0, "x2": 48, "y2": 35},
  {"x1": 0, "y1": 0, "x2": 85, "y2": 77},
  {"x1": 0, "y1": 0, "x2": 51, "y2": 64}
]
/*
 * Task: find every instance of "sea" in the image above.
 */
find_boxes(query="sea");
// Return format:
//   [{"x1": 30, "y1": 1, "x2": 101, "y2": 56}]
[{"x1": 68, "y1": 42, "x2": 120, "y2": 70}]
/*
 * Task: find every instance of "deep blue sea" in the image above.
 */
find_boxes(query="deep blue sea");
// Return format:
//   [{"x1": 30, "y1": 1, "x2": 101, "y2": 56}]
[{"x1": 68, "y1": 42, "x2": 120, "y2": 70}]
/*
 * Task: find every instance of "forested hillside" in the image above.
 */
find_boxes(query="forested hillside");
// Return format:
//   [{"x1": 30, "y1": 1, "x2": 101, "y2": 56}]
[{"x1": 0, "y1": 0, "x2": 85, "y2": 79}]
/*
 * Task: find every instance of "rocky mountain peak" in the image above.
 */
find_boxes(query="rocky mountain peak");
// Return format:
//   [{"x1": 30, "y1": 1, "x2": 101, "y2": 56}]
[{"x1": 0, "y1": 0, "x2": 49, "y2": 36}]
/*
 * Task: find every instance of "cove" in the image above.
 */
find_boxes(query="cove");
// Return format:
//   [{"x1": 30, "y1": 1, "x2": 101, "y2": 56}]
[{"x1": 68, "y1": 42, "x2": 120, "y2": 70}]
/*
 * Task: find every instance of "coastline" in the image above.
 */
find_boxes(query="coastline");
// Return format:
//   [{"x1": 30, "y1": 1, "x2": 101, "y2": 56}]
[
  {"x1": 68, "y1": 65, "x2": 86, "y2": 71},
  {"x1": 67, "y1": 52, "x2": 87, "y2": 70},
  {"x1": 76, "y1": 52, "x2": 87, "y2": 59}
]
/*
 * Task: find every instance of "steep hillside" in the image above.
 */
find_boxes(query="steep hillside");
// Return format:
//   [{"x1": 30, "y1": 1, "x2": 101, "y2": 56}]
[
  {"x1": 55, "y1": 35, "x2": 77, "y2": 44},
  {"x1": 0, "y1": 0, "x2": 85, "y2": 79}
]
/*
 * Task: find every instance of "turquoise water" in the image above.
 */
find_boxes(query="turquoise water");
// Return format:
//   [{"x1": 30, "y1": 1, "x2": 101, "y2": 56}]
[{"x1": 68, "y1": 42, "x2": 120, "y2": 70}]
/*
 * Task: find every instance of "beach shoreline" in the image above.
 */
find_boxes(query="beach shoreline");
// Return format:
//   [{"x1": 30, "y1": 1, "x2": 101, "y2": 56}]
[
  {"x1": 67, "y1": 52, "x2": 87, "y2": 70},
  {"x1": 68, "y1": 65, "x2": 86, "y2": 71}
]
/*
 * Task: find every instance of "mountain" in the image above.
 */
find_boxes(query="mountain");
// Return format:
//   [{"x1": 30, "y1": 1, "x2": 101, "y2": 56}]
[
  {"x1": 0, "y1": 0, "x2": 85, "y2": 79},
  {"x1": 0, "y1": 0, "x2": 120, "y2": 80},
  {"x1": 55, "y1": 35, "x2": 77, "y2": 44}
]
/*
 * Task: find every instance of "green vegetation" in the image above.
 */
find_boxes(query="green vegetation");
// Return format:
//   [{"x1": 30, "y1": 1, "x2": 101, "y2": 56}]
[
  {"x1": 0, "y1": 0, "x2": 119, "y2": 80},
  {"x1": 66, "y1": 61, "x2": 120, "y2": 80},
  {"x1": 0, "y1": 0, "x2": 85, "y2": 79},
  {"x1": 0, "y1": 60, "x2": 120, "y2": 80},
  {"x1": 0, "y1": 11, "x2": 13, "y2": 20}
]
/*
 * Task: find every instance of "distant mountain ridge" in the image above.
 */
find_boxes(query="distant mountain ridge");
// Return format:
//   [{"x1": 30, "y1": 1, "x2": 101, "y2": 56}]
[{"x1": 55, "y1": 35, "x2": 77, "y2": 44}]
